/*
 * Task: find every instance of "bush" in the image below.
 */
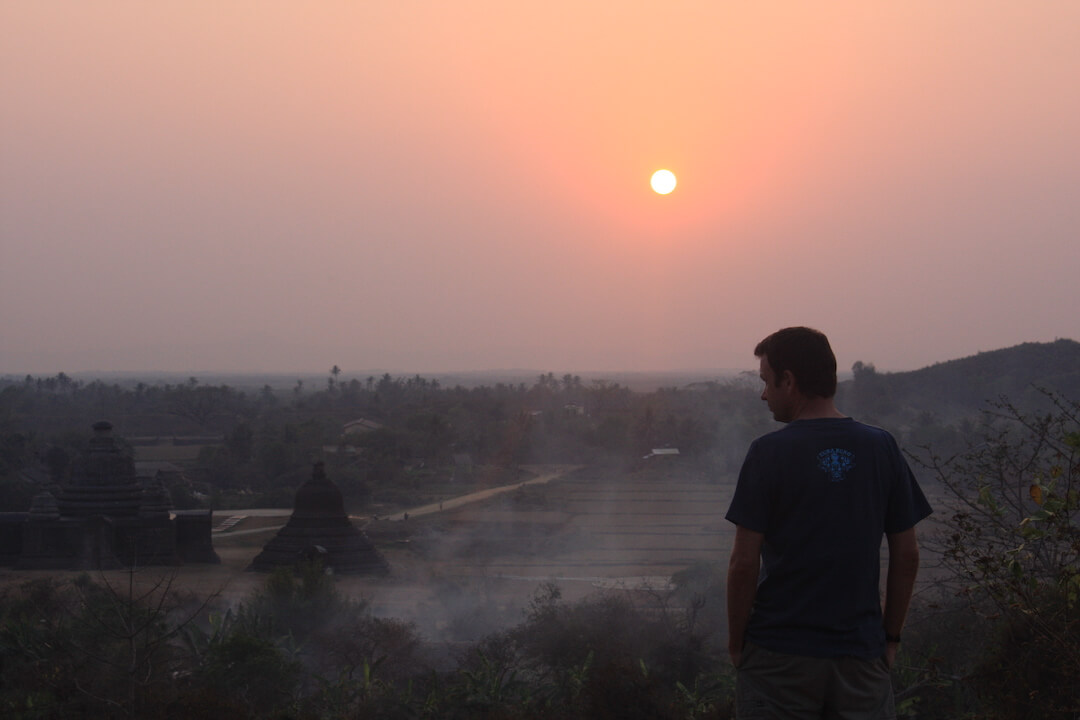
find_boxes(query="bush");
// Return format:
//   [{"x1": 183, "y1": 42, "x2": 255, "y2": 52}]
[
  {"x1": 0, "y1": 572, "x2": 204, "y2": 719},
  {"x1": 918, "y1": 392, "x2": 1080, "y2": 718}
]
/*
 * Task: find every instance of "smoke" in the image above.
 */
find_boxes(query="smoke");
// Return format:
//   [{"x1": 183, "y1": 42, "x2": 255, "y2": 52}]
[{"x1": 346, "y1": 462, "x2": 734, "y2": 644}]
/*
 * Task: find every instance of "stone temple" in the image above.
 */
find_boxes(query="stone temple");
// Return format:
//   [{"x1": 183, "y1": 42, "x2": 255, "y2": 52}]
[
  {"x1": 250, "y1": 462, "x2": 388, "y2": 575},
  {"x1": 0, "y1": 421, "x2": 219, "y2": 570}
]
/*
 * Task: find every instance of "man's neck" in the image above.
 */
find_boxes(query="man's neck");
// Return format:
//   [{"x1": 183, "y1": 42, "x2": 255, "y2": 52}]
[{"x1": 791, "y1": 396, "x2": 846, "y2": 422}]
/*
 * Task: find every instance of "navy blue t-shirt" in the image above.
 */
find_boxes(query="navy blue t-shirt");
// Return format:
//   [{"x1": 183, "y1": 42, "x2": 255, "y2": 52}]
[{"x1": 725, "y1": 418, "x2": 932, "y2": 659}]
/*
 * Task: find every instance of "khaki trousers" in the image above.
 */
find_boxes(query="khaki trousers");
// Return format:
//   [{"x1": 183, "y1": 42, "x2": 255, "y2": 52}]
[{"x1": 736, "y1": 642, "x2": 896, "y2": 720}]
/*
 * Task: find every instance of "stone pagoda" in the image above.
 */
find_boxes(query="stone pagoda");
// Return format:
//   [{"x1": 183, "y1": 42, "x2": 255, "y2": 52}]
[
  {"x1": 250, "y1": 462, "x2": 388, "y2": 575},
  {"x1": 2, "y1": 421, "x2": 219, "y2": 570}
]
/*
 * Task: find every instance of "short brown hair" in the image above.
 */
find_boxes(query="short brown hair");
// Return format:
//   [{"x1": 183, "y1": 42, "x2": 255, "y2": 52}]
[{"x1": 754, "y1": 327, "x2": 837, "y2": 398}]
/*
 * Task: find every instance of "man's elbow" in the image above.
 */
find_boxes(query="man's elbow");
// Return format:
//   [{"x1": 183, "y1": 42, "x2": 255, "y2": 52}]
[
  {"x1": 727, "y1": 552, "x2": 759, "y2": 580},
  {"x1": 896, "y1": 548, "x2": 919, "y2": 577},
  {"x1": 888, "y1": 531, "x2": 921, "y2": 571}
]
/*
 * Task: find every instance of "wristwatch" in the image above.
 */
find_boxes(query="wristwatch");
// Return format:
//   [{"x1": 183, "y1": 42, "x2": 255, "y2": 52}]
[{"x1": 885, "y1": 633, "x2": 902, "y2": 644}]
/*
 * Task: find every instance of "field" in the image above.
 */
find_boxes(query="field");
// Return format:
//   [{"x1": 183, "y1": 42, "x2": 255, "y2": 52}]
[
  {"x1": 0, "y1": 463, "x2": 738, "y2": 641},
  {"x1": 236, "y1": 463, "x2": 734, "y2": 638}
]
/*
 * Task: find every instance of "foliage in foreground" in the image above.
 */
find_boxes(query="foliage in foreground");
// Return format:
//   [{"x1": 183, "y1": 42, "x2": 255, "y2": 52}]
[
  {"x1": 0, "y1": 565, "x2": 735, "y2": 720},
  {"x1": 911, "y1": 391, "x2": 1080, "y2": 719}
]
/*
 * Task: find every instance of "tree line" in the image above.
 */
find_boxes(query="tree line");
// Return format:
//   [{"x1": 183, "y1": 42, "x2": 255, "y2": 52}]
[{"x1": 0, "y1": 370, "x2": 770, "y2": 514}]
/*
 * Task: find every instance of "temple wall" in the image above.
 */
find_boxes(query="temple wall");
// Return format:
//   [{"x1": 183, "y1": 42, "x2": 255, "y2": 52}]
[{"x1": 0, "y1": 513, "x2": 28, "y2": 565}]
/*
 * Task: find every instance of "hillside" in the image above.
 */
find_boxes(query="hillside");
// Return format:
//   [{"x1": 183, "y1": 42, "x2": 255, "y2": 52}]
[{"x1": 839, "y1": 338, "x2": 1080, "y2": 422}]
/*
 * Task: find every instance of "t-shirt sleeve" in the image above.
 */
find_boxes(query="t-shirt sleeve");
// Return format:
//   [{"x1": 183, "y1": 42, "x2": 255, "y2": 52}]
[
  {"x1": 725, "y1": 441, "x2": 771, "y2": 532},
  {"x1": 883, "y1": 438, "x2": 933, "y2": 534}
]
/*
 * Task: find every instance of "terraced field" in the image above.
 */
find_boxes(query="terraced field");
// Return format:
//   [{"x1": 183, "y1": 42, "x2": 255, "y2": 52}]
[
  {"x1": 0, "y1": 464, "x2": 738, "y2": 641},
  {"x1": 347, "y1": 464, "x2": 736, "y2": 636},
  {"x1": 394, "y1": 465, "x2": 733, "y2": 580}
]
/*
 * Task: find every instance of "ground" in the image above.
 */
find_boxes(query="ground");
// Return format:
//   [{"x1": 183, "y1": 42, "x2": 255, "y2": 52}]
[{"x1": 0, "y1": 463, "x2": 738, "y2": 642}]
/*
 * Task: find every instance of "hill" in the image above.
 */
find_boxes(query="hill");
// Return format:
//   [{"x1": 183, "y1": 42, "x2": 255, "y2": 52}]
[{"x1": 839, "y1": 338, "x2": 1080, "y2": 422}]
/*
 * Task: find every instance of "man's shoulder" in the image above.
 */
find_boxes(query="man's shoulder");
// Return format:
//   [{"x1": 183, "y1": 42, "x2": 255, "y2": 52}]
[
  {"x1": 846, "y1": 418, "x2": 895, "y2": 438},
  {"x1": 847, "y1": 419, "x2": 904, "y2": 449},
  {"x1": 754, "y1": 417, "x2": 886, "y2": 437},
  {"x1": 750, "y1": 418, "x2": 900, "y2": 451},
  {"x1": 748, "y1": 426, "x2": 790, "y2": 450}
]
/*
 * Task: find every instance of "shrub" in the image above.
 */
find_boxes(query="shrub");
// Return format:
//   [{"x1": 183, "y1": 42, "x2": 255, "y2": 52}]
[{"x1": 918, "y1": 392, "x2": 1079, "y2": 718}]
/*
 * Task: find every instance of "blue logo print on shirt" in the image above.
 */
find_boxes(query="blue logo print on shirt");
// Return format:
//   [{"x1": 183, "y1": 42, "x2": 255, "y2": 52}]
[{"x1": 818, "y1": 449, "x2": 855, "y2": 482}]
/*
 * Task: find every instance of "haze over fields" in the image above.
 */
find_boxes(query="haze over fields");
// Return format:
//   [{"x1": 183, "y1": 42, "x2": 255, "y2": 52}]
[{"x1": 2, "y1": 2, "x2": 1079, "y2": 374}]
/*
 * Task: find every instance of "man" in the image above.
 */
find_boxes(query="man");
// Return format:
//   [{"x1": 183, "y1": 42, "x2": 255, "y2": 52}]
[{"x1": 726, "y1": 327, "x2": 931, "y2": 719}]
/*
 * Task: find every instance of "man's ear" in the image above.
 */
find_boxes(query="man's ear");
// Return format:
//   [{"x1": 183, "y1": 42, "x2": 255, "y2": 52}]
[{"x1": 779, "y1": 369, "x2": 797, "y2": 392}]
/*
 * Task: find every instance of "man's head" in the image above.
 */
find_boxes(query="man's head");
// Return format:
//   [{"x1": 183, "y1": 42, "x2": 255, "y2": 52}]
[{"x1": 754, "y1": 327, "x2": 837, "y2": 400}]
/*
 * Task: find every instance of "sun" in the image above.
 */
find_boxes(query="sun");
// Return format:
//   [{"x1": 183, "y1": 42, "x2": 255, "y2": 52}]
[{"x1": 650, "y1": 169, "x2": 677, "y2": 195}]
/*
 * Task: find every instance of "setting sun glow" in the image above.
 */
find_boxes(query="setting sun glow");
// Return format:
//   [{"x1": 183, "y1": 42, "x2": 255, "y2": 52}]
[
  {"x1": 1, "y1": 3, "x2": 1077, "y2": 376},
  {"x1": 650, "y1": 169, "x2": 677, "y2": 195}
]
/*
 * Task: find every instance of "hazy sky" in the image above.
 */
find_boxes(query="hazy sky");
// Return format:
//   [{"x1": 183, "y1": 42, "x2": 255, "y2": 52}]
[{"x1": 3, "y1": 2, "x2": 1078, "y2": 376}]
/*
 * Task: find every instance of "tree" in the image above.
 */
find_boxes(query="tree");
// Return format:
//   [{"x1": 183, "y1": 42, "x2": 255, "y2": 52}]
[
  {"x1": 166, "y1": 382, "x2": 233, "y2": 429},
  {"x1": 851, "y1": 360, "x2": 897, "y2": 419},
  {"x1": 0, "y1": 571, "x2": 217, "y2": 718},
  {"x1": 917, "y1": 391, "x2": 1079, "y2": 718},
  {"x1": 225, "y1": 422, "x2": 254, "y2": 462},
  {"x1": 260, "y1": 383, "x2": 277, "y2": 407}
]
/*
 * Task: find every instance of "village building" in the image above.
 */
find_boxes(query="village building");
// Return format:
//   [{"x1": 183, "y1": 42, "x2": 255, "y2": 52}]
[{"x1": 342, "y1": 418, "x2": 383, "y2": 435}]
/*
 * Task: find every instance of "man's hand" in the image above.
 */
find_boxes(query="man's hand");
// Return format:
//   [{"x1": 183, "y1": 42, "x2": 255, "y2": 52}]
[
  {"x1": 884, "y1": 642, "x2": 899, "y2": 669},
  {"x1": 727, "y1": 526, "x2": 764, "y2": 672},
  {"x1": 882, "y1": 528, "x2": 919, "y2": 672}
]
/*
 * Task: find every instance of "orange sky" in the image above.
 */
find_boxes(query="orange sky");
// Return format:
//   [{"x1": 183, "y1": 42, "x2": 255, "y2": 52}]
[{"x1": 2, "y1": 2, "x2": 1078, "y2": 375}]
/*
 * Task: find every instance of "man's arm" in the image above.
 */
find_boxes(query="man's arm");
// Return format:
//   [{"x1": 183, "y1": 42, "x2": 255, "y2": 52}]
[
  {"x1": 727, "y1": 524, "x2": 764, "y2": 668},
  {"x1": 883, "y1": 527, "x2": 920, "y2": 668}
]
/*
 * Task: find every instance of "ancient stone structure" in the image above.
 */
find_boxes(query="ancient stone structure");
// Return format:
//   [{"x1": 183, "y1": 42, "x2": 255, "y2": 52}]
[
  {"x1": 0, "y1": 421, "x2": 219, "y2": 570},
  {"x1": 250, "y1": 462, "x2": 388, "y2": 575}
]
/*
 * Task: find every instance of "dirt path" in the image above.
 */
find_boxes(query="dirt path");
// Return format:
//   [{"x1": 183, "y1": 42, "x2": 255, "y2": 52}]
[
  {"x1": 375, "y1": 464, "x2": 583, "y2": 522},
  {"x1": 213, "y1": 464, "x2": 584, "y2": 537}
]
